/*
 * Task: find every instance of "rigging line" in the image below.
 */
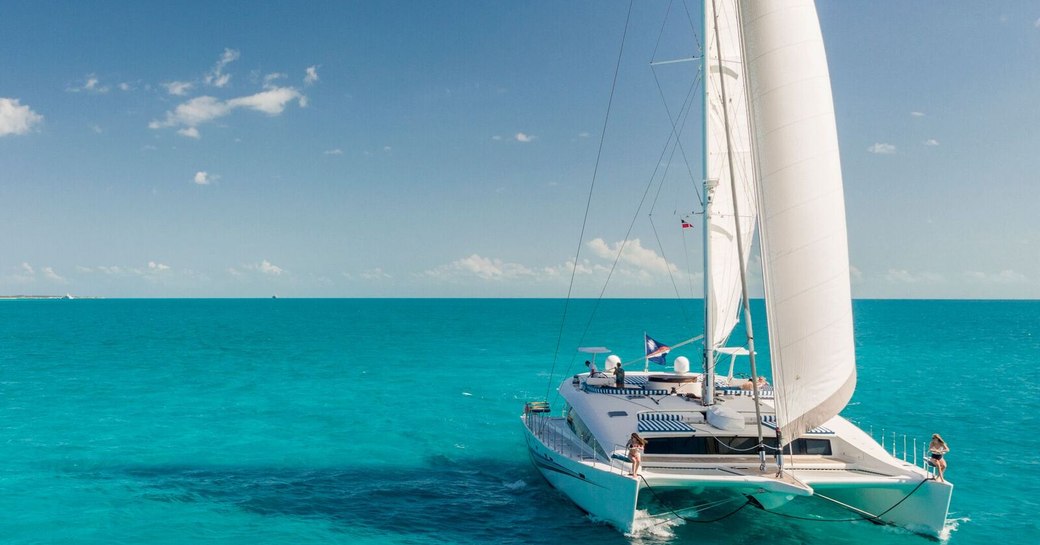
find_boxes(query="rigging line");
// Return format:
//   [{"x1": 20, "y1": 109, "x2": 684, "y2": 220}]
[
  {"x1": 638, "y1": 474, "x2": 753, "y2": 523},
  {"x1": 650, "y1": 0, "x2": 675, "y2": 63},
  {"x1": 760, "y1": 477, "x2": 931, "y2": 525},
  {"x1": 651, "y1": 61, "x2": 705, "y2": 208},
  {"x1": 648, "y1": 216, "x2": 692, "y2": 325},
  {"x1": 681, "y1": 0, "x2": 702, "y2": 56},
  {"x1": 545, "y1": 0, "x2": 635, "y2": 401}
]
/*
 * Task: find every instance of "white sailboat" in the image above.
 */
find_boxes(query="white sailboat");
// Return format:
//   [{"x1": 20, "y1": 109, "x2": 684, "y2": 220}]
[{"x1": 522, "y1": 0, "x2": 953, "y2": 537}]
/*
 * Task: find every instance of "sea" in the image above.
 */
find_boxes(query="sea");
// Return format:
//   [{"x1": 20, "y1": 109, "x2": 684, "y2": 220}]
[{"x1": 0, "y1": 298, "x2": 1037, "y2": 545}]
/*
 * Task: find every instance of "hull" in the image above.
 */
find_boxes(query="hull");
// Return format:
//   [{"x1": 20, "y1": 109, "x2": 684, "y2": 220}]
[
  {"x1": 810, "y1": 479, "x2": 953, "y2": 537},
  {"x1": 523, "y1": 415, "x2": 952, "y2": 537},
  {"x1": 523, "y1": 423, "x2": 640, "y2": 531}
]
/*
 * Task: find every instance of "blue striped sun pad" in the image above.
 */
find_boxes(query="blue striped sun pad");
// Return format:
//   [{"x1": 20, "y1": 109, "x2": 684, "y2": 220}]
[
  {"x1": 638, "y1": 419, "x2": 695, "y2": 433},
  {"x1": 761, "y1": 415, "x2": 834, "y2": 435}
]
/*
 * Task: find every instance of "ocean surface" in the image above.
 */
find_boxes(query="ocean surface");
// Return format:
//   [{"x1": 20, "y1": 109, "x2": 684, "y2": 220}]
[{"x1": 1, "y1": 298, "x2": 1036, "y2": 544}]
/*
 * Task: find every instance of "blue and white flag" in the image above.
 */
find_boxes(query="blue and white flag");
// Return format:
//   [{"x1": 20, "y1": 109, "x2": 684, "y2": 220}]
[{"x1": 645, "y1": 334, "x2": 671, "y2": 365}]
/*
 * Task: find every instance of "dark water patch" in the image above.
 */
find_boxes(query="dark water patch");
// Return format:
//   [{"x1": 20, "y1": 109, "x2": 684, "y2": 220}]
[{"x1": 100, "y1": 458, "x2": 625, "y2": 545}]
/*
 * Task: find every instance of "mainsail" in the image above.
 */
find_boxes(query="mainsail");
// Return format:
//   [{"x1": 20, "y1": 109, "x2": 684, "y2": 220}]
[
  {"x1": 703, "y1": 0, "x2": 757, "y2": 354},
  {"x1": 740, "y1": 0, "x2": 857, "y2": 443}
]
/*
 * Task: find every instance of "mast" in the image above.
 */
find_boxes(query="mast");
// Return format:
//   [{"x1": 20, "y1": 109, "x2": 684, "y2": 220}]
[{"x1": 706, "y1": 0, "x2": 766, "y2": 461}]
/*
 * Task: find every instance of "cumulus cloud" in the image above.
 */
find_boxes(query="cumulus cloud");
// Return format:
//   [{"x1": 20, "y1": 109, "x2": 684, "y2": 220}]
[
  {"x1": 193, "y1": 171, "x2": 217, "y2": 185},
  {"x1": 587, "y1": 238, "x2": 677, "y2": 276},
  {"x1": 424, "y1": 254, "x2": 536, "y2": 281},
  {"x1": 304, "y1": 66, "x2": 319, "y2": 85},
  {"x1": 164, "y1": 81, "x2": 195, "y2": 96},
  {"x1": 178, "y1": 127, "x2": 200, "y2": 139},
  {"x1": 205, "y1": 48, "x2": 240, "y2": 88},
  {"x1": 923, "y1": 139, "x2": 939, "y2": 146},
  {"x1": 910, "y1": 111, "x2": 925, "y2": 117},
  {"x1": 867, "y1": 143, "x2": 896, "y2": 154},
  {"x1": 324, "y1": 148, "x2": 343, "y2": 155},
  {"x1": 0, "y1": 98, "x2": 44, "y2": 136},
  {"x1": 149, "y1": 87, "x2": 304, "y2": 136},
  {"x1": 148, "y1": 261, "x2": 171, "y2": 272},
  {"x1": 21, "y1": 262, "x2": 34, "y2": 275},
  {"x1": 515, "y1": 132, "x2": 535, "y2": 143}
]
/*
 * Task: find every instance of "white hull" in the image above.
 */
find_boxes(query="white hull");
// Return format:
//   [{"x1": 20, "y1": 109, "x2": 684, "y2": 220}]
[
  {"x1": 522, "y1": 406, "x2": 952, "y2": 537},
  {"x1": 522, "y1": 423, "x2": 640, "y2": 530}
]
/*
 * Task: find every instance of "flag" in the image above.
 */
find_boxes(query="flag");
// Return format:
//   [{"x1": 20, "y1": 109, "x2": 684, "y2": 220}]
[
  {"x1": 681, "y1": 218, "x2": 693, "y2": 229},
  {"x1": 645, "y1": 334, "x2": 671, "y2": 365}
]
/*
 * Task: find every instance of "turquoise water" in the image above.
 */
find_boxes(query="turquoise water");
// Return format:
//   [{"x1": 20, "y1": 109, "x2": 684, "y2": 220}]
[{"x1": 1, "y1": 299, "x2": 1037, "y2": 544}]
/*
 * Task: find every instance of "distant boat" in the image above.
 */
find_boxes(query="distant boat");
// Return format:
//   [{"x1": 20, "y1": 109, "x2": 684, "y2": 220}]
[
  {"x1": 522, "y1": 0, "x2": 952, "y2": 538},
  {"x1": 62, "y1": 293, "x2": 73, "y2": 300},
  {"x1": 272, "y1": 295, "x2": 278, "y2": 299}
]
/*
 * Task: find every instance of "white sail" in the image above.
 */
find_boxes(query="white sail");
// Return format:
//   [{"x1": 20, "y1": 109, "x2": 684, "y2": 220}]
[
  {"x1": 740, "y1": 0, "x2": 856, "y2": 443},
  {"x1": 703, "y1": 0, "x2": 757, "y2": 353}
]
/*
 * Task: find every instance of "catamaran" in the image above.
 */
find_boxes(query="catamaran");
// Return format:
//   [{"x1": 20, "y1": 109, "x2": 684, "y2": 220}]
[{"x1": 522, "y1": 0, "x2": 953, "y2": 537}]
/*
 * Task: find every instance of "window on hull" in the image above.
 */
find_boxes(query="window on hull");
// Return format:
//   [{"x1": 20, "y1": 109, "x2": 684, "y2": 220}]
[{"x1": 645, "y1": 436, "x2": 832, "y2": 456}]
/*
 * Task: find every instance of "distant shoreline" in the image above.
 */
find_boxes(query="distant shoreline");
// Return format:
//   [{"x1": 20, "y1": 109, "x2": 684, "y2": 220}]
[{"x1": 0, "y1": 295, "x2": 102, "y2": 300}]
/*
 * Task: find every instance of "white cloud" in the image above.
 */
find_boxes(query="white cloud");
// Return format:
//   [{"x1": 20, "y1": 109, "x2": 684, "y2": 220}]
[
  {"x1": 424, "y1": 254, "x2": 536, "y2": 281},
  {"x1": 910, "y1": 111, "x2": 925, "y2": 117},
  {"x1": 164, "y1": 81, "x2": 195, "y2": 96},
  {"x1": 491, "y1": 135, "x2": 502, "y2": 141},
  {"x1": 263, "y1": 72, "x2": 287, "y2": 87},
  {"x1": 148, "y1": 261, "x2": 171, "y2": 272},
  {"x1": 178, "y1": 127, "x2": 201, "y2": 139},
  {"x1": 587, "y1": 238, "x2": 677, "y2": 276},
  {"x1": 515, "y1": 132, "x2": 534, "y2": 143},
  {"x1": 118, "y1": 82, "x2": 132, "y2": 92},
  {"x1": 964, "y1": 270, "x2": 1026, "y2": 284},
  {"x1": 867, "y1": 143, "x2": 896, "y2": 154},
  {"x1": 360, "y1": 268, "x2": 391, "y2": 280},
  {"x1": 0, "y1": 98, "x2": 44, "y2": 136},
  {"x1": 21, "y1": 262, "x2": 34, "y2": 275},
  {"x1": 1034, "y1": 17, "x2": 1040, "y2": 29},
  {"x1": 578, "y1": 132, "x2": 590, "y2": 138},
  {"x1": 41, "y1": 267, "x2": 66, "y2": 283},
  {"x1": 923, "y1": 139, "x2": 939, "y2": 146},
  {"x1": 205, "y1": 48, "x2": 240, "y2": 88},
  {"x1": 324, "y1": 148, "x2": 343, "y2": 155},
  {"x1": 304, "y1": 66, "x2": 319, "y2": 85},
  {"x1": 149, "y1": 87, "x2": 303, "y2": 135},
  {"x1": 68, "y1": 74, "x2": 110, "y2": 94},
  {"x1": 193, "y1": 171, "x2": 217, "y2": 185},
  {"x1": 91, "y1": 124, "x2": 103, "y2": 134},
  {"x1": 884, "y1": 269, "x2": 945, "y2": 284},
  {"x1": 256, "y1": 260, "x2": 283, "y2": 276},
  {"x1": 75, "y1": 265, "x2": 94, "y2": 273},
  {"x1": 227, "y1": 87, "x2": 303, "y2": 114}
]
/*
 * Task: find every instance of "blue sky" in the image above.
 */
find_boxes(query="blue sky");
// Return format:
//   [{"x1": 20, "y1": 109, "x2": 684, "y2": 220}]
[{"x1": 2, "y1": 1, "x2": 1038, "y2": 298}]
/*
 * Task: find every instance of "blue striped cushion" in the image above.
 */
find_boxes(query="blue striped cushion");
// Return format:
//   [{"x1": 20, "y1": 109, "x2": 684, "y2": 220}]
[{"x1": 638, "y1": 419, "x2": 695, "y2": 433}]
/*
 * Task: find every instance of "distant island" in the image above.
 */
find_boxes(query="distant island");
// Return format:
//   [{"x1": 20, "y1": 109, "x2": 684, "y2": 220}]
[{"x1": 0, "y1": 294, "x2": 101, "y2": 300}]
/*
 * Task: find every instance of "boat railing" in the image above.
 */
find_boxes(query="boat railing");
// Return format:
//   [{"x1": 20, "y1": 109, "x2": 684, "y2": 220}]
[
  {"x1": 858, "y1": 421, "x2": 939, "y2": 477},
  {"x1": 523, "y1": 406, "x2": 628, "y2": 475}
]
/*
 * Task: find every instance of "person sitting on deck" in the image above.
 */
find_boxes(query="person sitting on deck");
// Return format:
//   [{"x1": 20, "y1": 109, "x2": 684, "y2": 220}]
[
  {"x1": 929, "y1": 434, "x2": 950, "y2": 482},
  {"x1": 585, "y1": 360, "x2": 604, "y2": 377},
  {"x1": 757, "y1": 376, "x2": 770, "y2": 388},
  {"x1": 613, "y1": 363, "x2": 626, "y2": 389},
  {"x1": 740, "y1": 378, "x2": 754, "y2": 391}
]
